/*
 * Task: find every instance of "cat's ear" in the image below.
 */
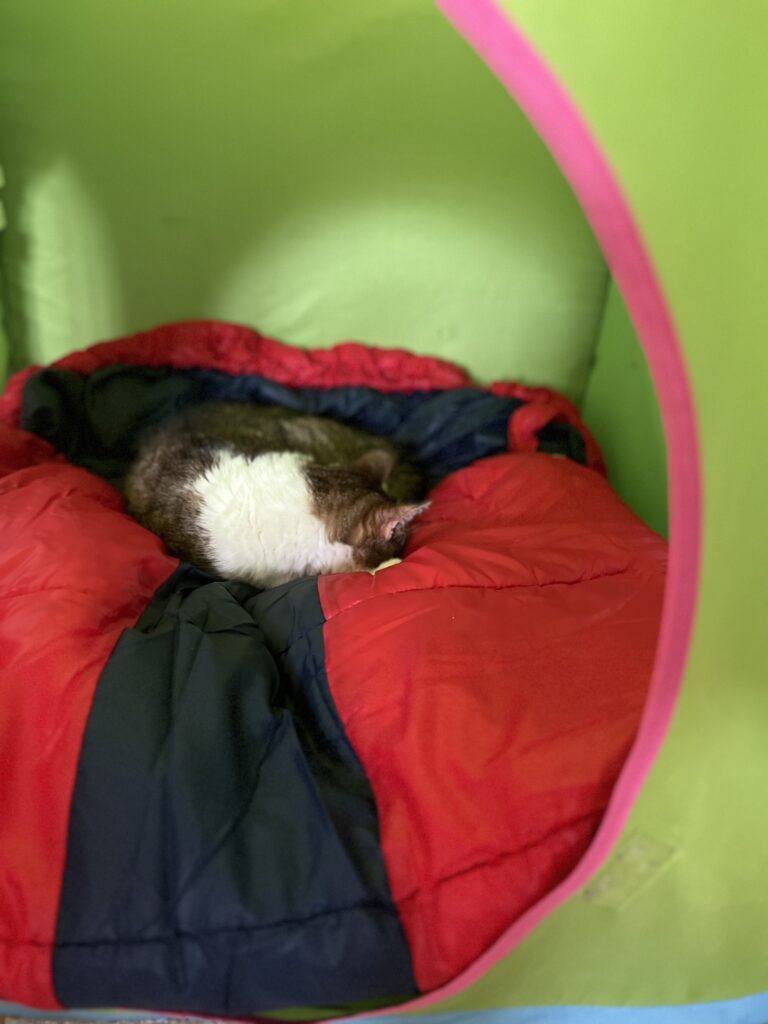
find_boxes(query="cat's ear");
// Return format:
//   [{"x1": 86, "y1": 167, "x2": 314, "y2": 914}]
[
  {"x1": 355, "y1": 448, "x2": 397, "y2": 485},
  {"x1": 368, "y1": 501, "x2": 430, "y2": 542}
]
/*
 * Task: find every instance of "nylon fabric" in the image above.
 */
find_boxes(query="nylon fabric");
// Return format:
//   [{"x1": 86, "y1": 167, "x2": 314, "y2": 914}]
[
  {"x1": 0, "y1": 326, "x2": 663, "y2": 1015},
  {"x1": 1, "y1": 321, "x2": 601, "y2": 474},
  {"x1": 53, "y1": 570, "x2": 415, "y2": 1015},
  {"x1": 321, "y1": 453, "x2": 666, "y2": 990},
  {"x1": 18, "y1": 365, "x2": 589, "y2": 492},
  {"x1": 0, "y1": 425, "x2": 176, "y2": 1009}
]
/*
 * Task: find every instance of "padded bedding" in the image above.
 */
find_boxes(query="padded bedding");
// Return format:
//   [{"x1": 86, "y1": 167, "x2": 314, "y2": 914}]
[{"x1": 0, "y1": 323, "x2": 666, "y2": 1017}]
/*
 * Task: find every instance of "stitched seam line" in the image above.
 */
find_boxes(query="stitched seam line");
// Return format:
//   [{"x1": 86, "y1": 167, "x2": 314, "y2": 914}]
[
  {"x1": 2, "y1": 901, "x2": 399, "y2": 950},
  {"x1": 324, "y1": 564, "x2": 632, "y2": 619},
  {"x1": 393, "y1": 808, "x2": 602, "y2": 911}
]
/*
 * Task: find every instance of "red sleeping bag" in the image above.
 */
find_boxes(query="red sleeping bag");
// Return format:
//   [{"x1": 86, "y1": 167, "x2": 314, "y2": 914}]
[
  {"x1": 322, "y1": 451, "x2": 665, "y2": 989},
  {"x1": 0, "y1": 324, "x2": 666, "y2": 1016}
]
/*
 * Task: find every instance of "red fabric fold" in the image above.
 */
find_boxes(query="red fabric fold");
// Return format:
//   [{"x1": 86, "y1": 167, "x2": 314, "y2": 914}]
[
  {"x1": 320, "y1": 453, "x2": 664, "y2": 990},
  {"x1": 0, "y1": 325, "x2": 621, "y2": 1006},
  {"x1": 0, "y1": 322, "x2": 605, "y2": 473}
]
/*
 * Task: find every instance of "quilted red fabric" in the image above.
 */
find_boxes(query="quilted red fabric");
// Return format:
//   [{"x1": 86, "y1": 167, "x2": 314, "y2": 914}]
[
  {"x1": 0, "y1": 424, "x2": 177, "y2": 1008},
  {"x1": 0, "y1": 324, "x2": 659, "y2": 1008},
  {"x1": 321, "y1": 453, "x2": 665, "y2": 990},
  {"x1": 0, "y1": 321, "x2": 605, "y2": 473}
]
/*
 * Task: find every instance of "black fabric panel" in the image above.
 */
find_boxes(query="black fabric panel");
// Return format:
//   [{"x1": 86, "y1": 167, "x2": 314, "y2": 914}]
[
  {"x1": 20, "y1": 365, "x2": 588, "y2": 490},
  {"x1": 536, "y1": 419, "x2": 586, "y2": 464},
  {"x1": 21, "y1": 367, "x2": 207, "y2": 485},
  {"x1": 53, "y1": 568, "x2": 415, "y2": 1016}
]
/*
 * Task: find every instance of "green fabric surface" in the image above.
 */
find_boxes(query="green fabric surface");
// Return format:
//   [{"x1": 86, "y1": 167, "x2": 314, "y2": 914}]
[
  {"x1": 0, "y1": 163, "x2": 7, "y2": 382},
  {"x1": 582, "y1": 283, "x2": 668, "y2": 537},
  {"x1": 0, "y1": 1, "x2": 687, "y2": 1017},
  {"x1": 0, "y1": 0, "x2": 606, "y2": 398},
  {"x1": 427, "y1": 0, "x2": 768, "y2": 1012}
]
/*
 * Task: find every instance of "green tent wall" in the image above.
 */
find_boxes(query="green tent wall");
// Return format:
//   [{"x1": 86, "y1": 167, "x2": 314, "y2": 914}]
[{"x1": 0, "y1": 0, "x2": 765, "y2": 1021}]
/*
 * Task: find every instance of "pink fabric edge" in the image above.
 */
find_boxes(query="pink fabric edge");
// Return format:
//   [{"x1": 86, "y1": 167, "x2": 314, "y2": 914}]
[{"x1": 343, "y1": 0, "x2": 702, "y2": 1017}]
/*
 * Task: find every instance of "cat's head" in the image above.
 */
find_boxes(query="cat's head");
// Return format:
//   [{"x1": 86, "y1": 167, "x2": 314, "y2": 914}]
[{"x1": 306, "y1": 449, "x2": 429, "y2": 572}]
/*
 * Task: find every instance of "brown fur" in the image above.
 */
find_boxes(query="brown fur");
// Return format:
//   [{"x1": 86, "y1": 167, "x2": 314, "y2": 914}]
[{"x1": 124, "y1": 401, "x2": 427, "y2": 580}]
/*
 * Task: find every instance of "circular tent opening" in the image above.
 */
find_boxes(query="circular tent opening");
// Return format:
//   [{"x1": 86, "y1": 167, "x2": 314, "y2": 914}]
[{"x1": 0, "y1": 1, "x2": 694, "y2": 1020}]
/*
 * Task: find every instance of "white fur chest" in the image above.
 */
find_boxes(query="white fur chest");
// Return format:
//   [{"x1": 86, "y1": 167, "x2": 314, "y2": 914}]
[{"x1": 190, "y1": 450, "x2": 356, "y2": 587}]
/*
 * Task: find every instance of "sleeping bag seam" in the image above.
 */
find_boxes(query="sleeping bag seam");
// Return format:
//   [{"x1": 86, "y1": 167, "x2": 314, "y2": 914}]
[
  {"x1": 0, "y1": 584, "x2": 163, "y2": 601},
  {"x1": 323, "y1": 564, "x2": 631, "y2": 618},
  {"x1": 392, "y1": 807, "x2": 604, "y2": 910},
  {"x1": 24, "y1": 901, "x2": 402, "y2": 950},
  {"x1": 3, "y1": 327, "x2": 669, "y2": 1014}
]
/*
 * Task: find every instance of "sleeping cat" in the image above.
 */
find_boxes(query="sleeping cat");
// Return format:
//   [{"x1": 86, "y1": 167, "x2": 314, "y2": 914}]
[{"x1": 124, "y1": 401, "x2": 428, "y2": 588}]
